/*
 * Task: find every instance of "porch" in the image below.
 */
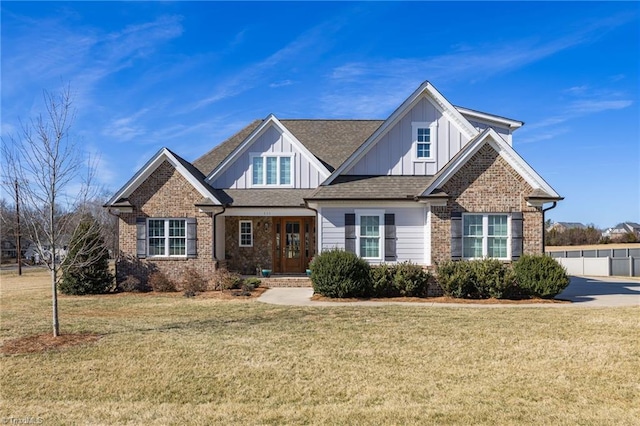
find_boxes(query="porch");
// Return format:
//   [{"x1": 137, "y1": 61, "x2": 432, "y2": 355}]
[{"x1": 220, "y1": 214, "x2": 316, "y2": 276}]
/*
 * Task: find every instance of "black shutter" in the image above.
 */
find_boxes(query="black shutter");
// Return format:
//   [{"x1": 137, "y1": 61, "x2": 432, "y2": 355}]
[
  {"x1": 345, "y1": 213, "x2": 356, "y2": 253},
  {"x1": 384, "y1": 213, "x2": 396, "y2": 261},
  {"x1": 511, "y1": 212, "x2": 523, "y2": 260},
  {"x1": 136, "y1": 218, "x2": 146, "y2": 258},
  {"x1": 186, "y1": 218, "x2": 197, "y2": 258},
  {"x1": 451, "y1": 212, "x2": 462, "y2": 260}
]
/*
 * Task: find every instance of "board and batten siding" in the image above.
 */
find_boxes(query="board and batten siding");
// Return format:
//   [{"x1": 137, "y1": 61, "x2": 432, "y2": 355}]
[
  {"x1": 345, "y1": 97, "x2": 471, "y2": 176},
  {"x1": 211, "y1": 125, "x2": 325, "y2": 189},
  {"x1": 466, "y1": 119, "x2": 512, "y2": 145},
  {"x1": 319, "y1": 206, "x2": 425, "y2": 264}
]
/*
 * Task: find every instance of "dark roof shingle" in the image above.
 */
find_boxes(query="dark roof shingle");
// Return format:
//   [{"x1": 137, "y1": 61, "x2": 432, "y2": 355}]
[{"x1": 308, "y1": 175, "x2": 434, "y2": 200}]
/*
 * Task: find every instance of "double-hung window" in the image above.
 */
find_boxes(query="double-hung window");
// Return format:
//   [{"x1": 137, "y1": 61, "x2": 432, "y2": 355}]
[
  {"x1": 463, "y1": 214, "x2": 509, "y2": 259},
  {"x1": 251, "y1": 154, "x2": 293, "y2": 186},
  {"x1": 239, "y1": 220, "x2": 253, "y2": 247},
  {"x1": 148, "y1": 219, "x2": 186, "y2": 257},
  {"x1": 355, "y1": 210, "x2": 384, "y2": 260},
  {"x1": 412, "y1": 121, "x2": 437, "y2": 161}
]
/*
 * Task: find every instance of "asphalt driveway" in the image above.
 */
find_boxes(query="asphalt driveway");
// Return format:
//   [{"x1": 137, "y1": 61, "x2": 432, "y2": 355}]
[{"x1": 258, "y1": 276, "x2": 640, "y2": 308}]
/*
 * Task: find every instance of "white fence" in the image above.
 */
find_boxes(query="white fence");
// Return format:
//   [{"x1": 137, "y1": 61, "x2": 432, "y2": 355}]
[{"x1": 548, "y1": 248, "x2": 640, "y2": 277}]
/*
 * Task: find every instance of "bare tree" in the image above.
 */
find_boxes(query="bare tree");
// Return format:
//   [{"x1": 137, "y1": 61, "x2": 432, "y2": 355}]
[{"x1": 2, "y1": 85, "x2": 98, "y2": 337}]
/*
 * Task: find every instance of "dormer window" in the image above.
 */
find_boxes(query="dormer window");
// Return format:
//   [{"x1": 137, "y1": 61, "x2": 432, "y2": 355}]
[
  {"x1": 412, "y1": 121, "x2": 437, "y2": 162},
  {"x1": 251, "y1": 154, "x2": 294, "y2": 187}
]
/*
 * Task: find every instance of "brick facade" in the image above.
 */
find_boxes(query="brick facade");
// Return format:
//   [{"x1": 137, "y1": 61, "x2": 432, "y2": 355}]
[
  {"x1": 116, "y1": 161, "x2": 217, "y2": 283},
  {"x1": 224, "y1": 216, "x2": 273, "y2": 275},
  {"x1": 431, "y1": 144, "x2": 542, "y2": 264}
]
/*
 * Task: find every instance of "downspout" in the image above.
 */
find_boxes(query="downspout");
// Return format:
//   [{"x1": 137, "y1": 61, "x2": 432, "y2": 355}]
[
  {"x1": 541, "y1": 202, "x2": 557, "y2": 254},
  {"x1": 212, "y1": 205, "x2": 227, "y2": 263}
]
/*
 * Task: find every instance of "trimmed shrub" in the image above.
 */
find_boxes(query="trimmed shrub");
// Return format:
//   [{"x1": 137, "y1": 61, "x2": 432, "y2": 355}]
[
  {"x1": 149, "y1": 271, "x2": 176, "y2": 292},
  {"x1": 181, "y1": 267, "x2": 208, "y2": 293},
  {"x1": 243, "y1": 277, "x2": 261, "y2": 291},
  {"x1": 436, "y1": 260, "x2": 475, "y2": 298},
  {"x1": 513, "y1": 254, "x2": 570, "y2": 298},
  {"x1": 371, "y1": 262, "x2": 432, "y2": 297},
  {"x1": 436, "y1": 259, "x2": 515, "y2": 299},
  {"x1": 310, "y1": 249, "x2": 372, "y2": 298}
]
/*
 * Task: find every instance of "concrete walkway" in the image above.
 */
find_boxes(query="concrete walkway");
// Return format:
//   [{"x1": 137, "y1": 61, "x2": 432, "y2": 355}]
[{"x1": 258, "y1": 276, "x2": 640, "y2": 308}]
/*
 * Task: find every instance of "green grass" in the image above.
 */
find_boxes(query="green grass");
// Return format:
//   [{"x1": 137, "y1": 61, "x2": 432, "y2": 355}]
[{"x1": 1, "y1": 269, "x2": 639, "y2": 424}]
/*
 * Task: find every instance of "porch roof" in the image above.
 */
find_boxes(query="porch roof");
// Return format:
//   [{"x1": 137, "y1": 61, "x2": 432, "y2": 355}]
[
  {"x1": 307, "y1": 175, "x2": 435, "y2": 200},
  {"x1": 221, "y1": 189, "x2": 316, "y2": 207}
]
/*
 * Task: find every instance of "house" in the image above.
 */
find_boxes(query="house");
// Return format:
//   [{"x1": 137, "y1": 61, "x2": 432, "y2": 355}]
[
  {"x1": 548, "y1": 222, "x2": 586, "y2": 232},
  {"x1": 602, "y1": 222, "x2": 640, "y2": 240},
  {"x1": 105, "y1": 81, "x2": 563, "y2": 282}
]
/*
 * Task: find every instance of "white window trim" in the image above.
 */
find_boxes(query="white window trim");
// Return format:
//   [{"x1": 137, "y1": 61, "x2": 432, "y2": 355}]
[
  {"x1": 249, "y1": 153, "x2": 295, "y2": 188},
  {"x1": 412, "y1": 121, "x2": 438, "y2": 162},
  {"x1": 355, "y1": 209, "x2": 385, "y2": 261},
  {"x1": 462, "y1": 213, "x2": 511, "y2": 260},
  {"x1": 239, "y1": 220, "x2": 253, "y2": 247},
  {"x1": 147, "y1": 218, "x2": 187, "y2": 258}
]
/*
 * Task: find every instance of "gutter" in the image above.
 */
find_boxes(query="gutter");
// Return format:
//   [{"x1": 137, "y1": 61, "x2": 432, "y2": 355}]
[
  {"x1": 542, "y1": 202, "x2": 558, "y2": 254},
  {"x1": 212, "y1": 205, "x2": 227, "y2": 261}
]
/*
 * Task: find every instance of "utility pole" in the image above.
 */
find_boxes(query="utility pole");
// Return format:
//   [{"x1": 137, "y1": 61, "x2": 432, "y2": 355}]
[{"x1": 15, "y1": 179, "x2": 22, "y2": 275}]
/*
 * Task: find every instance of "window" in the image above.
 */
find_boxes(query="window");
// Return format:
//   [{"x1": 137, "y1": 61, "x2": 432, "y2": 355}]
[
  {"x1": 355, "y1": 210, "x2": 384, "y2": 260},
  {"x1": 463, "y1": 214, "x2": 509, "y2": 259},
  {"x1": 148, "y1": 219, "x2": 186, "y2": 257},
  {"x1": 251, "y1": 154, "x2": 294, "y2": 186},
  {"x1": 239, "y1": 220, "x2": 253, "y2": 247},
  {"x1": 412, "y1": 121, "x2": 437, "y2": 161}
]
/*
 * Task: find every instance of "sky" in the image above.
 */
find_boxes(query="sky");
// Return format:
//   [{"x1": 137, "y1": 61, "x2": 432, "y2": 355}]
[{"x1": 1, "y1": 1, "x2": 638, "y2": 229}]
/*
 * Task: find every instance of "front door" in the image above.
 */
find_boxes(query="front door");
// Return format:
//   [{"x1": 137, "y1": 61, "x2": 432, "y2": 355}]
[{"x1": 273, "y1": 217, "x2": 315, "y2": 273}]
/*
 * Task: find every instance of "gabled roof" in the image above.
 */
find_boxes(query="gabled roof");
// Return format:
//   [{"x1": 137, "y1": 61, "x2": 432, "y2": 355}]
[
  {"x1": 307, "y1": 175, "x2": 434, "y2": 200},
  {"x1": 205, "y1": 114, "x2": 332, "y2": 183},
  {"x1": 193, "y1": 118, "x2": 383, "y2": 177},
  {"x1": 420, "y1": 127, "x2": 562, "y2": 199},
  {"x1": 105, "y1": 147, "x2": 222, "y2": 207},
  {"x1": 455, "y1": 106, "x2": 524, "y2": 129},
  {"x1": 323, "y1": 81, "x2": 480, "y2": 185}
]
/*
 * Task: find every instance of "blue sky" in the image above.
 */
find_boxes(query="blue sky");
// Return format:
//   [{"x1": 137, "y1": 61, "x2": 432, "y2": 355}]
[{"x1": 2, "y1": 1, "x2": 638, "y2": 228}]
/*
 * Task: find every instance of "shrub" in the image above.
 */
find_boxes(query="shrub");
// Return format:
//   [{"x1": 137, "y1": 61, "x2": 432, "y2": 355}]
[
  {"x1": 436, "y1": 261, "x2": 475, "y2": 298},
  {"x1": 208, "y1": 268, "x2": 242, "y2": 291},
  {"x1": 149, "y1": 271, "x2": 176, "y2": 292},
  {"x1": 243, "y1": 277, "x2": 261, "y2": 291},
  {"x1": 513, "y1": 254, "x2": 570, "y2": 298},
  {"x1": 181, "y1": 267, "x2": 208, "y2": 293},
  {"x1": 436, "y1": 259, "x2": 515, "y2": 299},
  {"x1": 371, "y1": 262, "x2": 432, "y2": 297},
  {"x1": 59, "y1": 215, "x2": 114, "y2": 295},
  {"x1": 310, "y1": 249, "x2": 372, "y2": 298},
  {"x1": 118, "y1": 275, "x2": 150, "y2": 293}
]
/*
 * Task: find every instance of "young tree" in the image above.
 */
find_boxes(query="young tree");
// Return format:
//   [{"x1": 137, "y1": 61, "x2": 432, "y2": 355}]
[
  {"x1": 2, "y1": 85, "x2": 98, "y2": 336},
  {"x1": 60, "y1": 214, "x2": 113, "y2": 295}
]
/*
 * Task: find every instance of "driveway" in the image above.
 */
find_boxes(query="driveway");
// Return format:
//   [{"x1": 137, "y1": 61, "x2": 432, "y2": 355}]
[{"x1": 258, "y1": 276, "x2": 640, "y2": 308}]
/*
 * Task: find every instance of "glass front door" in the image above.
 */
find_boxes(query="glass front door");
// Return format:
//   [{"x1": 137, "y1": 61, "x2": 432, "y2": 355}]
[{"x1": 273, "y1": 217, "x2": 315, "y2": 273}]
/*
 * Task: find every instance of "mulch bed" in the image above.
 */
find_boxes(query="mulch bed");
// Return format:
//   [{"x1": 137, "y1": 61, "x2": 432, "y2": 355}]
[
  {"x1": 1, "y1": 333, "x2": 102, "y2": 355},
  {"x1": 310, "y1": 294, "x2": 570, "y2": 304}
]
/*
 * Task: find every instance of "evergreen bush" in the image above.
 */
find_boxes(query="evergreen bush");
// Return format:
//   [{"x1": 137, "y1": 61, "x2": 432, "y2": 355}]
[
  {"x1": 59, "y1": 215, "x2": 113, "y2": 295},
  {"x1": 513, "y1": 254, "x2": 570, "y2": 298},
  {"x1": 310, "y1": 249, "x2": 372, "y2": 298}
]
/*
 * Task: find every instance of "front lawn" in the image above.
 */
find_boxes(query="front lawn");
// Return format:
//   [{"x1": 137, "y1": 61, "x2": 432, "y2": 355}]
[{"x1": 1, "y1": 268, "x2": 638, "y2": 424}]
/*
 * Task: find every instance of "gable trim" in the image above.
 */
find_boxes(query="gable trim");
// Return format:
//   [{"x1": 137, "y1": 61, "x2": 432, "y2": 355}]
[
  {"x1": 420, "y1": 128, "x2": 561, "y2": 199},
  {"x1": 105, "y1": 147, "x2": 222, "y2": 207},
  {"x1": 324, "y1": 81, "x2": 479, "y2": 185},
  {"x1": 456, "y1": 106, "x2": 524, "y2": 129},
  {"x1": 206, "y1": 114, "x2": 331, "y2": 183}
]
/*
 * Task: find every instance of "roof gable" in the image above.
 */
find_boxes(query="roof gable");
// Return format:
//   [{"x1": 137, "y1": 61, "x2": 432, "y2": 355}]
[
  {"x1": 105, "y1": 147, "x2": 222, "y2": 207},
  {"x1": 420, "y1": 127, "x2": 561, "y2": 199},
  {"x1": 205, "y1": 114, "x2": 331, "y2": 183},
  {"x1": 324, "y1": 81, "x2": 479, "y2": 184}
]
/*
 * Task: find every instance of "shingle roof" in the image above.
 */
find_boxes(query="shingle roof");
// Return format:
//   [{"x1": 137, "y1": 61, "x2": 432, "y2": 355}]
[
  {"x1": 191, "y1": 119, "x2": 383, "y2": 176},
  {"x1": 192, "y1": 120, "x2": 263, "y2": 175},
  {"x1": 221, "y1": 189, "x2": 316, "y2": 207},
  {"x1": 307, "y1": 175, "x2": 434, "y2": 200}
]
